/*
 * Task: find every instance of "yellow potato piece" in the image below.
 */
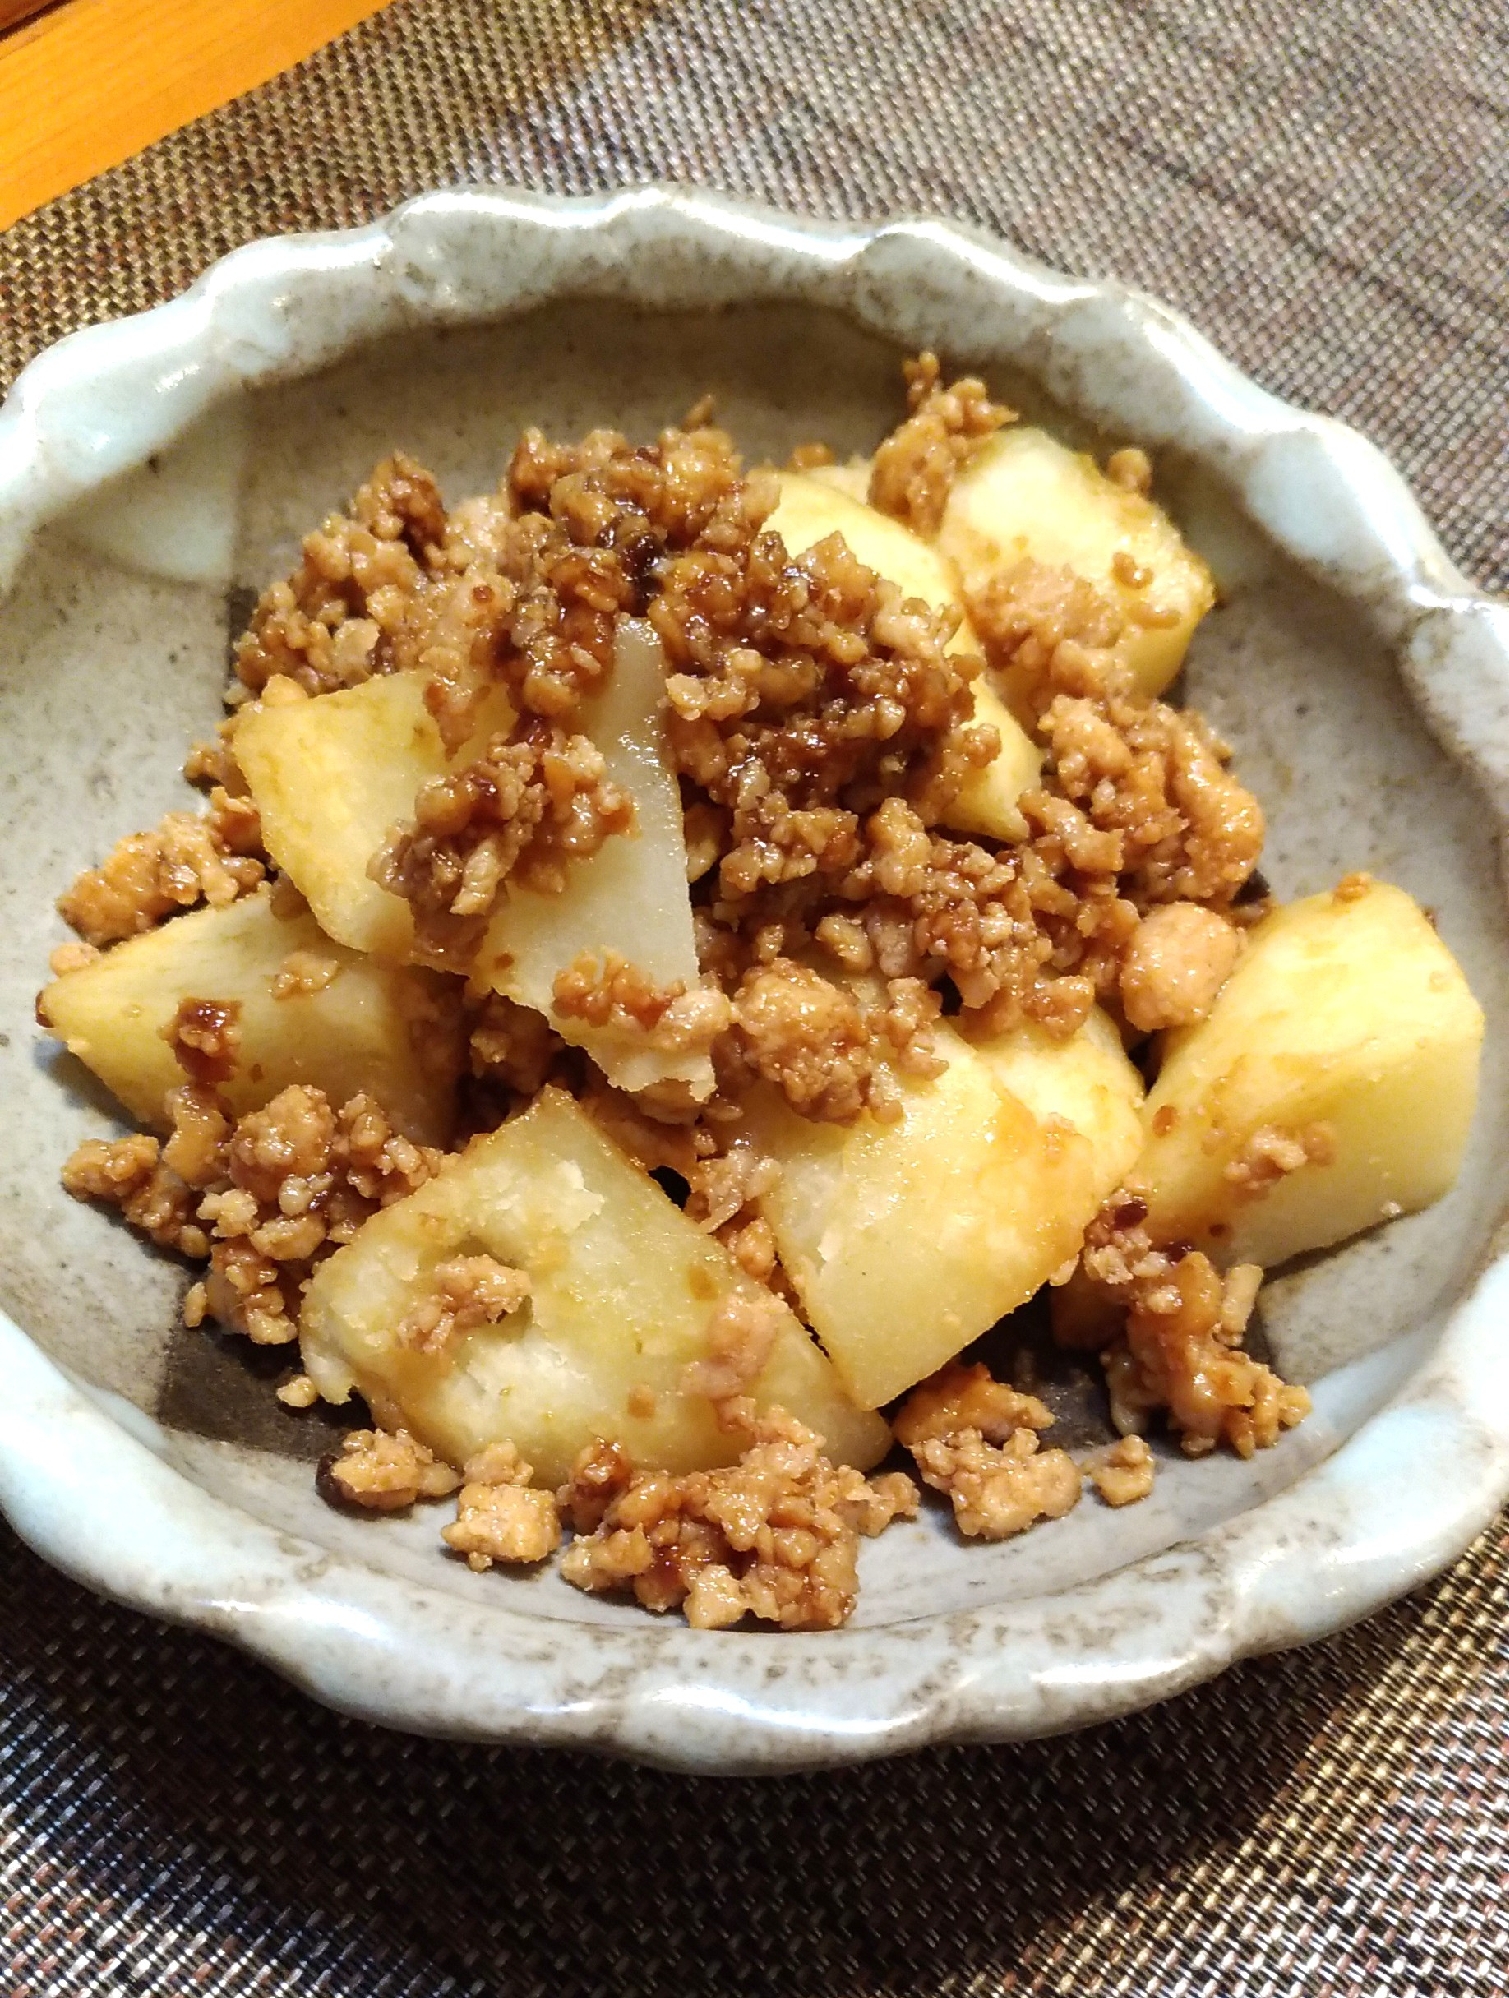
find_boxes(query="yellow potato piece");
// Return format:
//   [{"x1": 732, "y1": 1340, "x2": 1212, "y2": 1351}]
[
  {"x1": 475, "y1": 619, "x2": 709, "y2": 1098},
  {"x1": 804, "y1": 459, "x2": 871, "y2": 503},
  {"x1": 768, "y1": 472, "x2": 1041, "y2": 840},
  {"x1": 968, "y1": 1005, "x2": 1146, "y2": 1209},
  {"x1": 234, "y1": 673, "x2": 516, "y2": 963},
  {"x1": 1130, "y1": 880, "x2": 1483, "y2": 1266},
  {"x1": 299, "y1": 1089, "x2": 888, "y2": 1484},
  {"x1": 744, "y1": 1023, "x2": 1107, "y2": 1409},
  {"x1": 937, "y1": 427, "x2": 1215, "y2": 709},
  {"x1": 39, "y1": 890, "x2": 461, "y2": 1144}
]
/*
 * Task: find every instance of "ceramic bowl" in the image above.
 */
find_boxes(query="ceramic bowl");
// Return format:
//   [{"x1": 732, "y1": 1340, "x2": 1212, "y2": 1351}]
[{"x1": 1, "y1": 187, "x2": 1507, "y2": 1774}]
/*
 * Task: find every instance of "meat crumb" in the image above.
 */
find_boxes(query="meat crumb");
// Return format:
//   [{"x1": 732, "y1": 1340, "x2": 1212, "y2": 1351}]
[
  {"x1": 893, "y1": 1361, "x2": 1055, "y2": 1446},
  {"x1": 62, "y1": 1083, "x2": 444, "y2": 1347},
  {"x1": 1105, "y1": 447, "x2": 1153, "y2": 496},
  {"x1": 398, "y1": 1255, "x2": 530, "y2": 1354},
  {"x1": 1067, "y1": 1199, "x2": 1311, "y2": 1459},
  {"x1": 58, "y1": 809, "x2": 265, "y2": 946},
  {"x1": 909, "y1": 1428, "x2": 1083, "y2": 1541},
  {"x1": 681, "y1": 1292, "x2": 784, "y2": 1404},
  {"x1": 1119, "y1": 902, "x2": 1240, "y2": 1032},
  {"x1": 557, "y1": 1439, "x2": 637, "y2": 1533},
  {"x1": 320, "y1": 1428, "x2": 461, "y2": 1512},
  {"x1": 561, "y1": 1404, "x2": 918, "y2": 1630},
  {"x1": 374, "y1": 731, "x2": 636, "y2": 968},
  {"x1": 553, "y1": 951, "x2": 732, "y2": 1057},
  {"x1": 1224, "y1": 1122, "x2": 1336, "y2": 1198},
  {"x1": 271, "y1": 949, "x2": 342, "y2": 1000},
  {"x1": 467, "y1": 992, "x2": 566, "y2": 1095},
  {"x1": 47, "y1": 941, "x2": 100, "y2": 976},
  {"x1": 893, "y1": 1361, "x2": 1083, "y2": 1540},
  {"x1": 162, "y1": 997, "x2": 242, "y2": 1087},
  {"x1": 442, "y1": 1442, "x2": 562, "y2": 1570},
  {"x1": 868, "y1": 350, "x2": 1013, "y2": 537},
  {"x1": 1087, "y1": 1434, "x2": 1155, "y2": 1506}
]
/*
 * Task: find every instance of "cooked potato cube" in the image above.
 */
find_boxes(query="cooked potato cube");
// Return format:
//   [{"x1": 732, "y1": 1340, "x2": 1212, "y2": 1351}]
[
  {"x1": 299, "y1": 1089, "x2": 888, "y2": 1484},
  {"x1": 744, "y1": 1023, "x2": 1108, "y2": 1409},
  {"x1": 805, "y1": 459, "x2": 872, "y2": 504},
  {"x1": 1130, "y1": 879, "x2": 1483, "y2": 1266},
  {"x1": 234, "y1": 674, "x2": 516, "y2": 962},
  {"x1": 968, "y1": 1005, "x2": 1146, "y2": 1209},
  {"x1": 39, "y1": 890, "x2": 461, "y2": 1143},
  {"x1": 476, "y1": 619, "x2": 709, "y2": 1098},
  {"x1": 937, "y1": 428, "x2": 1215, "y2": 709},
  {"x1": 768, "y1": 472, "x2": 1040, "y2": 840}
]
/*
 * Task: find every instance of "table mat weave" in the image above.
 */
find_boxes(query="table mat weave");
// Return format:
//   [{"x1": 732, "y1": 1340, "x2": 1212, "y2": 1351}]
[{"x1": 1, "y1": 3, "x2": 1505, "y2": 1991}]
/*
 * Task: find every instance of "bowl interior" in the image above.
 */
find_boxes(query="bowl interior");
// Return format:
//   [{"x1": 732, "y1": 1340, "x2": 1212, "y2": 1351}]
[{"x1": 2, "y1": 299, "x2": 1505, "y2": 1630}]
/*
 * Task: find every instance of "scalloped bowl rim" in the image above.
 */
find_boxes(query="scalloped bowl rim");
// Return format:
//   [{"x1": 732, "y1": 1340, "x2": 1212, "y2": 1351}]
[{"x1": 1, "y1": 185, "x2": 1507, "y2": 1773}]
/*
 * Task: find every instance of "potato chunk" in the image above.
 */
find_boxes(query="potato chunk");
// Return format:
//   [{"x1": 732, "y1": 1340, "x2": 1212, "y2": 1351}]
[
  {"x1": 300, "y1": 1089, "x2": 888, "y2": 1485},
  {"x1": 475, "y1": 619, "x2": 708, "y2": 1097},
  {"x1": 234, "y1": 674, "x2": 515, "y2": 962},
  {"x1": 1130, "y1": 880, "x2": 1483, "y2": 1266},
  {"x1": 38, "y1": 890, "x2": 461, "y2": 1143},
  {"x1": 768, "y1": 472, "x2": 1040, "y2": 840},
  {"x1": 744, "y1": 1023, "x2": 1107, "y2": 1409},
  {"x1": 968, "y1": 1005, "x2": 1146, "y2": 1209},
  {"x1": 937, "y1": 428, "x2": 1215, "y2": 706}
]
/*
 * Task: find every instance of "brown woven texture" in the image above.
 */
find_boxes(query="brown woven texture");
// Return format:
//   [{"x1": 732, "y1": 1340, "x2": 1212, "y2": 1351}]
[{"x1": 0, "y1": 1, "x2": 1506, "y2": 1991}]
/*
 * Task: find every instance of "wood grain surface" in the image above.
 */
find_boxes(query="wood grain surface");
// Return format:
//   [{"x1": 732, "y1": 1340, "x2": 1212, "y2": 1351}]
[{"x1": 0, "y1": 0, "x2": 391, "y2": 230}]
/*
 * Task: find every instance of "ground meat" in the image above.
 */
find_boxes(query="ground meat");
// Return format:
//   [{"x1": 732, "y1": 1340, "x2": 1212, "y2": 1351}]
[
  {"x1": 556, "y1": 1439, "x2": 637, "y2": 1534},
  {"x1": 727, "y1": 960, "x2": 875, "y2": 1122},
  {"x1": 371, "y1": 728, "x2": 635, "y2": 969},
  {"x1": 909, "y1": 1427, "x2": 1083, "y2": 1540},
  {"x1": 1032, "y1": 691, "x2": 1265, "y2": 910},
  {"x1": 685, "y1": 1146, "x2": 781, "y2": 1235},
  {"x1": 58, "y1": 809, "x2": 266, "y2": 946},
  {"x1": 1063, "y1": 1200, "x2": 1311, "y2": 1459},
  {"x1": 560, "y1": 1402, "x2": 918, "y2": 1630},
  {"x1": 714, "y1": 959, "x2": 949, "y2": 1126},
  {"x1": 320, "y1": 1428, "x2": 461, "y2": 1512},
  {"x1": 552, "y1": 952, "x2": 733, "y2": 1057},
  {"x1": 398, "y1": 1255, "x2": 529, "y2": 1354},
  {"x1": 1119, "y1": 902, "x2": 1240, "y2": 1032},
  {"x1": 894, "y1": 1361, "x2": 1082, "y2": 1541},
  {"x1": 162, "y1": 997, "x2": 242, "y2": 1088},
  {"x1": 894, "y1": 1362, "x2": 1056, "y2": 1447},
  {"x1": 1087, "y1": 1434, "x2": 1156, "y2": 1506},
  {"x1": 868, "y1": 350, "x2": 1013, "y2": 537},
  {"x1": 47, "y1": 941, "x2": 101, "y2": 976},
  {"x1": 441, "y1": 1442, "x2": 561, "y2": 1569},
  {"x1": 61, "y1": 1130, "x2": 208, "y2": 1258},
  {"x1": 1105, "y1": 447, "x2": 1153, "y2": 496},
  {"x1": 62, "y1": 1084, "x2": 443, "y2": 1347},
  {"x1": 680, "y1": 1292, "x2": 784, "y2": 1404},
  {"x1": 234, "y1": 455, "x2": 448, "y2": 699},
  {"x1": 466, "y1": 991, "x2": 567, "y2": 1095},
  {"x1": 1223, "y1": 1122, "x2": 1337, "y2": 1198},
  {"x1": 270, "y1": 949, "x2": 341, "y2": 1000}
]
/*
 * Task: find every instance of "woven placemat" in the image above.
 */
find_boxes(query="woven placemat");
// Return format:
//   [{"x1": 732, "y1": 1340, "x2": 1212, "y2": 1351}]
[{"x1": 1, "y1": 2, "x2": 1505, "y2": 1991}]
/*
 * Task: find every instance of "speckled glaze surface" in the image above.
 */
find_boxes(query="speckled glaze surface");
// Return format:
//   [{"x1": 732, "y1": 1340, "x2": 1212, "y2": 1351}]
[{"x1": 1, "y1": 187, "x2": 1507, "y2": 1773}]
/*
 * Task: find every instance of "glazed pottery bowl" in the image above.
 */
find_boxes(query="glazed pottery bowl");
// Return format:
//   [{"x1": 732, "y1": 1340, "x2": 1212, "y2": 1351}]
[{"x1": 1, "y1": 187, "x2": 1507, "y2": 1773}]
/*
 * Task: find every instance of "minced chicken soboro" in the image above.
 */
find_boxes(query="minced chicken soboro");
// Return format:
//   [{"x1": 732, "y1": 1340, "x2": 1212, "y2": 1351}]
[{"x1": 49, "y1": 354, "x2": 1317, "y2": 1631}]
